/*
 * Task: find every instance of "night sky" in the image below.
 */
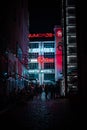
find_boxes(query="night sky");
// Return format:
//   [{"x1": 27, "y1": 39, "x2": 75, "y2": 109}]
[{"x1": 28, "y1": 0, "x2": 62, "y2": 33}]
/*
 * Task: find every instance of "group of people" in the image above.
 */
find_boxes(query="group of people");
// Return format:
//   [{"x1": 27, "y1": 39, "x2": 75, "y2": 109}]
[
  {"x1": 44, "y1": 85, "x2": 60, "y2": 99},
  {"x1": 26, "y1": 83, "x2": 61, "y2": 100}
]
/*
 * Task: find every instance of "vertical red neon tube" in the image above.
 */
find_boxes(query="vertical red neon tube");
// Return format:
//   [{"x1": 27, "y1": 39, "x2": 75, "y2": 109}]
[{"x1": 54, "y1": 27, "x2": 63, "y2": 81}]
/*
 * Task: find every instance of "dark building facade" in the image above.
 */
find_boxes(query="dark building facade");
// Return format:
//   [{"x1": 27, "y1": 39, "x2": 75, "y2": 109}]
[
  {"x1": 62, "y1": 0, "x2": 87, "y2": 99},
  {"x1": 62, "y1": 0, "x2": 78, "y2": 96},
  {"x1": 0, "y1": 0, "x2": 29, "y2": 97}
]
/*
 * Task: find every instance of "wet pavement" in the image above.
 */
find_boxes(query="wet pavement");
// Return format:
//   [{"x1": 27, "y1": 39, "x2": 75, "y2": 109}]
[{"x1": 0, "y1": 92, "x2": 86, "y2": 130}]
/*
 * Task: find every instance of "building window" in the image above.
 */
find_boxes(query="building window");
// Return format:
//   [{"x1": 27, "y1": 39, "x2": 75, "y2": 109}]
[
  {"x1": 44, "y1": 52, "x2": 55, "y2": 58},
  {"x1": 29, "y1": 74, "x2": 38, "y2": 80},
  {"x1": 44, "y1": 74, "x2": 55, "y2": 80},
  {"x1": 68, "y1": 18, "x2": 76, "y2": 25},
  {"x1": 68, "y1": 47, "x2": 77, "y2": 54},
  {"x1": 68, "y1": 36, "x2": 76, "y2": 44},
  {"x1": 28, "y1": 63, "x2": 38, "y2": 69},
  {"x1": 44, "y1": 63, "x2": 55, "y2": 69},
  {"x1": 44, "y1": 42, "x2": 54, "y2": 48},
  {"x1": 67, "y1": 27, "x2": 76, "y2": 34},
  {"x1": 69, "y1": 57, "x2": 77, "y2": 64},
  {"x1": 29, "y1": 53, "x2": 38, "y2": 59},
  {"x1": 68, "y1": 9, "x2": 75, "y2": 16},
  {"x1": 67, "y1": 66, "x2": 77, "y2": 74},
  {"x1": 29, "y1": 43, "x2": 39, "y2": 48}
]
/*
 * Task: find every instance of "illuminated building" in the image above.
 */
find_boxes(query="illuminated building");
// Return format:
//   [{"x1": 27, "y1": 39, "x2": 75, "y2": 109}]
[
  {"x1": 62, "y1": 0, "x2": 78, "y2": 94},
  {"x1": 28, "y1": 30, "x2": 63, "y2": 85}
]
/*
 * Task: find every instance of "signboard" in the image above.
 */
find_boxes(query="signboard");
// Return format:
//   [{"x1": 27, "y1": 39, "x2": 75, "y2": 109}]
[{"x1": 28, "y1": 33, "x2": 54, "y2": 38}]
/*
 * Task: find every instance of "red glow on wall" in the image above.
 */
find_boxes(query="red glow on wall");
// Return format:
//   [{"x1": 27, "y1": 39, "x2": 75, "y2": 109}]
[
  {"x1": 44, "y1": 58, "x2": 54, "y2": 63},
  {"x1": 56, "y1": 49, "x2": 62, "y2": 70},
  {"x1": 28, "y1": 33, "x2": 54, "y2": 38},
  {"x1": 54, "y1": 27, "x2": 63, "y2": 80},
  {"x1": 56, "y1": 29, "x2": 62, "y2": 38},
  {"x1": 37, "y1": 56, "x2": 54, "y2": 63},
  {"x1": 56, "y1": 40, "x2": 62, "y2": 71},
  {"x1": 37, "y1": 56, "x2": 44, "y2": 63}
]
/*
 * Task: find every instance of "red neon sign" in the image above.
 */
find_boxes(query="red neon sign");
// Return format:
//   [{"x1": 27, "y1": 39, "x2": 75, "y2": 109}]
[
  {"x1": 37, "y1": 56, "x2": 54, "y2": 63},
  {"x1": 37, "y1": 56, "x2": 44, "y2": 63},
  {"x1": 56, "y1": 29, "x2": 62, "y2": 38},
  {"x1": 28, "y1": 33, "x2": 54, "y2": 38}
]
